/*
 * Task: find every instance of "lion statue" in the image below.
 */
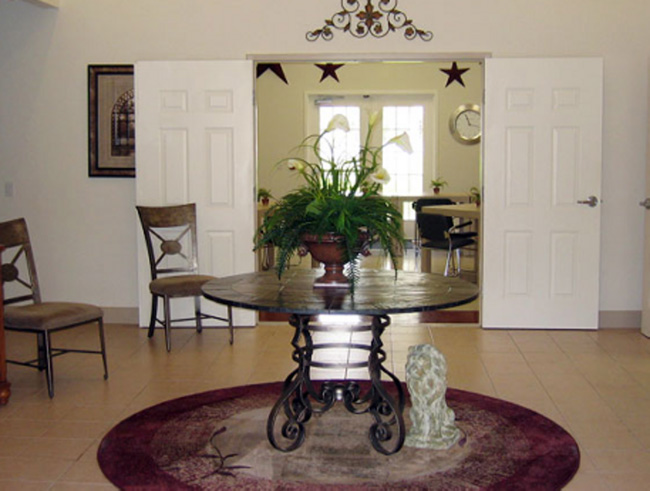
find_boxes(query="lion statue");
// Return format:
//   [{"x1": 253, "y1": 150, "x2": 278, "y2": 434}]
[{"x1": 404, "y1": 343, "x2": 462, "y2": 449}]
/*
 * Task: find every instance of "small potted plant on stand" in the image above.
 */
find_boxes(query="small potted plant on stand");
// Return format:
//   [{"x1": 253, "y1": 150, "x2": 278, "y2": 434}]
[
  {"x1": 431, "y1": 178, "x2": 448, "y2": 195},
  {"x1": 257, "y1": 188, "x2": 273, "y2": 206},
  {"x1": 469, "y1": 186, "x2": 481, "y2": 206},
  {"x1": 255, "y1": 113, "x2": 409, "y2": 289}
]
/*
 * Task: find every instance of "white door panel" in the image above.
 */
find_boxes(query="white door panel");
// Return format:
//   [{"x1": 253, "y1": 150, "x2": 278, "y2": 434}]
[
  {"x1": 135, "y1": 60, "x2": 256, "y2": 327},
  {"x1": 483, "y1": 58, "x2": 603, "y2": 329},
  {"x1": 642, "y1": 62, "x2": 650, "y2": 338}
]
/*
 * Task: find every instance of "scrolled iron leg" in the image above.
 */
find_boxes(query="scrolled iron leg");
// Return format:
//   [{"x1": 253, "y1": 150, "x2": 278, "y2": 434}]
[
  {"x1": 266, "y1": 314, "x2": 312, "y2": 452},
  {"x1": 266, "y1": 369, "x2": 310, "y2": 452},
  {"x1": 367, "y1": 314, "x2": 405, "y2": 455}
]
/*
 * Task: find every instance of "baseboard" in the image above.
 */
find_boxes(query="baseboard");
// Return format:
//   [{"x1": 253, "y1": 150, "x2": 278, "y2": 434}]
[
  {"x1": 103, "y1": 307, "x2": 139, "y2": 325},
  {"x1": 598, "y1": 310, "x2": 641, "y2": 329}
]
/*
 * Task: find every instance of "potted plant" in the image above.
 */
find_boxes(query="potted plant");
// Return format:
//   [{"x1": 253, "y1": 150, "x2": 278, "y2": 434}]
[
  {"x1": 469, "y1": 186, "x2": 481, "y2": 206},
  {"x1": 431, "y1": 178, "x2": 448, "y2": 194},
  {"x1": 254, "y1": 113, "x2": 409, "y2": 288},
  {"x1": 257, "y1": 187, "x2": 273, "y2": 206}
]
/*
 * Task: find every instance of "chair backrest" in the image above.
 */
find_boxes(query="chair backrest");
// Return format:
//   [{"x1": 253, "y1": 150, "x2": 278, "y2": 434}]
[
  {"x1": 136, "y1": 203, "x2": 201, "y2": 280},
  {"x1": 412, "y1": 198, "x2": 454, "y2": 242},
  {"x1": 0, "y1": 218, "x2": 42, "y2": 305}
]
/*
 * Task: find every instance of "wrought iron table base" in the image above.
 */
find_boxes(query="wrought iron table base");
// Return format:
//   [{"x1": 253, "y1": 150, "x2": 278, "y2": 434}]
[{"x1": 267, "y1": 313, "x2": 405, "y2": 455}]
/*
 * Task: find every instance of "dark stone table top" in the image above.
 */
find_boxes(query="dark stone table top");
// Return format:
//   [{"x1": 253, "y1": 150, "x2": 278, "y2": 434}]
[{"x1": 202, "y1": 269, "x2": 479, "y2": 316}]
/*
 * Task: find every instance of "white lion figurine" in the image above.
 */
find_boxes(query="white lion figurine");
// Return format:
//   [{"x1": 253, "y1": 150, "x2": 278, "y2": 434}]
[{"x1": 404, "y1": 344, "x2": 462, "y2": 449}]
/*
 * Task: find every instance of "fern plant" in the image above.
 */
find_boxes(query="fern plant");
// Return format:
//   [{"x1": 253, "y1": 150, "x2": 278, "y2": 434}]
[{"x1": 254, "y1": 113, "x2": 408, "y2": 282}]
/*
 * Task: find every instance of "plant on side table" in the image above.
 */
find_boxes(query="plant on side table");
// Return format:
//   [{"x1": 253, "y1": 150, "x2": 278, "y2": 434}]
[
  {"x1": 257, "y1": 187, "x2": 273, "y2": 206},
  {"x1": 431, "y1": 178, "x2": 448, "y2": 194},
  {"x1": 254, "y1": 113, "x2": 409, "y2": 288}
]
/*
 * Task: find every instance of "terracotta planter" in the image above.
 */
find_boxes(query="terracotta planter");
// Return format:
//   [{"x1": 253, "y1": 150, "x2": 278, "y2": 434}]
[{"x1": 299, "y1": 232, "x2": 370, "y2": 288}]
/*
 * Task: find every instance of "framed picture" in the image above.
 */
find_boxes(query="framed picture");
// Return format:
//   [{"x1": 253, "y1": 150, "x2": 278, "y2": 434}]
[{"x1": 88, "y1": 65, "x2": 135, "y2": 177}]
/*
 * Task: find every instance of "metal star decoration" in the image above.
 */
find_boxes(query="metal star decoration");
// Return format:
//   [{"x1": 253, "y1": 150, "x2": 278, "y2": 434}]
[
  {"x1": 440, "y1": 62, "x2": 470, "y2": 87},
  {"x1": 256, "y1": 63, "x2": 289, "y2": 85},
  {"x1": 307, "y1": 0, "x2": 433, "y2": 42},
  {"x1": 316, "y1": 63, "x2": 345, "y2": 82}
]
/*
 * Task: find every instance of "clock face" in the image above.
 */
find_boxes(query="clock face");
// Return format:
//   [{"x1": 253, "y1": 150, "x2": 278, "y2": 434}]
[{"x1": 450, "y1": 104, "x2": 481, "y2": 144}]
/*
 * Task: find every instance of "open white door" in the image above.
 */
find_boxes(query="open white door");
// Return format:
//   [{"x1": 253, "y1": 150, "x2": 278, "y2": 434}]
[
  {"x1": 483, "y1": 58, "x2": 603, "y2": 329},
  {"x1": 641, "y1": 62, "x2": 650, "y2": 338},
  {"x1": 135, "y1": 60, "x2": 256, "y2": 327}
]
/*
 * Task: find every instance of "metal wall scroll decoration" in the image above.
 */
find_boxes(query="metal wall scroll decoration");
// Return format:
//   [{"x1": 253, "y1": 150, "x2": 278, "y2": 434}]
[{"x1": 307, "y1": 0, "x2": 433, "y2": 42}]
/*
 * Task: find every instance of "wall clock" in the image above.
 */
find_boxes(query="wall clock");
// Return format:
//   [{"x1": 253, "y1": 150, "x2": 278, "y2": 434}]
[{"x1": 449, "y1": 103, "x2": 481, "y2": 144}]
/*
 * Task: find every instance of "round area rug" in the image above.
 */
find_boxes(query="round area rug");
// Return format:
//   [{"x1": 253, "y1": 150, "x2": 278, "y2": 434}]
[{"x1": 98, "y1": 382, "x2": 579, "y2": 490}]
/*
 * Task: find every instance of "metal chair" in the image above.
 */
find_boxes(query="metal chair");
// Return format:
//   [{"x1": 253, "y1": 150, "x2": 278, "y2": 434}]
[
  {"x1": 0, "y1": 218, "x2": 108, "y2": 398},
  {"x1": 136, "y1": 203, "x2": 233, "y2": 351},
  {"x1": 412, "y1": 198, "x2": 477, "y2": 276}
]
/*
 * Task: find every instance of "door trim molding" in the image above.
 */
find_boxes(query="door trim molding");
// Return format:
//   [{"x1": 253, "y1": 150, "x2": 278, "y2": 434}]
[{"x1": 247, "y1": 52, "x2": 491, "y2": 63}]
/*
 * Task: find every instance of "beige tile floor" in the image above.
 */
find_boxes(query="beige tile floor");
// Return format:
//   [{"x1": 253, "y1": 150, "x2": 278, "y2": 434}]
[
  {"x1": 1, "y1": 249, "x2": 649, "y2": 489},
  {"x1": 1, "y1": 320, "x2": 650, "y2": 489}
]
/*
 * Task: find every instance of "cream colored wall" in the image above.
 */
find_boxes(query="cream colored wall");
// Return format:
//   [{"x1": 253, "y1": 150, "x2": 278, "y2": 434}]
[
  {"x1": 0, "y1": 0, "x2": 647, "y2": 316},
  {"x1": 256, "y1": 61, "x2": 482, "y2": 200}
]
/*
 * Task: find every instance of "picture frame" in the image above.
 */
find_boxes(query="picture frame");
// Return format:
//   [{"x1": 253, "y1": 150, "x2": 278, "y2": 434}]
[{"x1": 88, "y1": 64, "x2": 135, "y2": 177}]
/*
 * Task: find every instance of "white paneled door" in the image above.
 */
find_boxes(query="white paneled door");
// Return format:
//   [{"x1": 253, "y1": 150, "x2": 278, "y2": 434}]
[
  {"x1": 483, "y1": 58, "x2": 603, "y2": 329},
  {"x1": 135, "y1": 60, "x2": 256, "y2": 327}
]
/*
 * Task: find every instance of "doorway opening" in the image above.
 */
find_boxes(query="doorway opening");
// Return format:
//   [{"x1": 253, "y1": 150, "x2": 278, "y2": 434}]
[{"x1": 254, "y1": 58, "x2": 483, "y2": 323}]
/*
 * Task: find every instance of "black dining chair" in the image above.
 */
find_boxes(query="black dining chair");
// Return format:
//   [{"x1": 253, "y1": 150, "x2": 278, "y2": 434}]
[{"x1": 412, "y1": 198, "x2": 477, "y2": 276}]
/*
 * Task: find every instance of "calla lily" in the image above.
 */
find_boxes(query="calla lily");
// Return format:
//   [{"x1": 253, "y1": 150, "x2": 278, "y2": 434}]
[
  {"x1": 370, "y1": 167, "x2": 391, "y2": 185},
  {"x1": 287, "y1": 159, "x2": 305, "y2": 171},
  {"x1": 325, "y1": 114, "x2": 350, "y2": 133},
  {"x1": 387, "y1": 132, "x2": 413, "y2": 154},
  {"x1": 368, "y1": 111, "x2": 380, "y2": 127}
]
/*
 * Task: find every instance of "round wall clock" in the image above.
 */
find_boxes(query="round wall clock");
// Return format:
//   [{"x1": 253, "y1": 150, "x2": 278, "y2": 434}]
[{"x1": 449, "y1": 103, "x2": 481, "y2": 144}]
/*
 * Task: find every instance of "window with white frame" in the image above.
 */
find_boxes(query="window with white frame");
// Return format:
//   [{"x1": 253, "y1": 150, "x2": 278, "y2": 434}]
[{"x1": 311, "y1": 94, "x2": 435, "y2": 220}]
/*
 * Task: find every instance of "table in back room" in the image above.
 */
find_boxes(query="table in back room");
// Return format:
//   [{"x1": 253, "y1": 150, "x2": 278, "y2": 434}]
[{"x1": 202, "y1": 269, "x2": 479, "y2": 455}]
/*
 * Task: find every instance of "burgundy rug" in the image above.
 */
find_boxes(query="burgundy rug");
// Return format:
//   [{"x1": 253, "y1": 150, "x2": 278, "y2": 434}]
[{"x1": 98, "y1": 382, "x2": 579, "y2": 490}]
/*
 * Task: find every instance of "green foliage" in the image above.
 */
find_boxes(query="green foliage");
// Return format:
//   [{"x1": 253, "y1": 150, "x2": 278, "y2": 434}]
[
  {"x1": 254, "y1": 113, "x2": 408, "y2": 282},
  {"x1": 431, "y1": 178, "x2": 448, "y2": 189},
  {"x1": 257, "y1": 187, "x2": 273, "y2": 201},
  {"x1": 469, "y1": 186, "x2": 481, "y2": 204}
]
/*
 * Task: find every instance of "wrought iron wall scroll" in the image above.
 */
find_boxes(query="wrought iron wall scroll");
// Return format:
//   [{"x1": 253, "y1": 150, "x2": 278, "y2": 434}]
[{"x1": 307, "y1": 0, "x2": 433, "y2": 42}]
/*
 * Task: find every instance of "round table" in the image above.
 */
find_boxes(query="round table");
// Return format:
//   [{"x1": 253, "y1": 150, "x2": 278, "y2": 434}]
[{"x1": 202, "y1": 269, "x2": 479, "y2": 455}]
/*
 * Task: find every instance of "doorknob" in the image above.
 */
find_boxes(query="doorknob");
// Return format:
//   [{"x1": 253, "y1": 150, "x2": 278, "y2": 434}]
[
  {"x1": 640, "y1": 198, "x2": 650, "y2": 210},
  {"x1": 577, "y1": 195, "x2": 599, "y2": 208}
]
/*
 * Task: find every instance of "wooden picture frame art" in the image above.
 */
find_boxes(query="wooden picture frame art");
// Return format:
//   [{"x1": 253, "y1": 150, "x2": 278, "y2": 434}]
[{"x1": 88, "y1": 64, "x2": 135, "y2": 177}]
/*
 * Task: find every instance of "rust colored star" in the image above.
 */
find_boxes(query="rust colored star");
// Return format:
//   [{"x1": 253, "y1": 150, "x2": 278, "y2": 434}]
[
  {"x1": 440, "y1": 62, "x2": 470, "y2": 88},
  {"x1": 316, "y1": 63, "x2": 345, "y2": 82},
  {"x1": 256, "y1": 63, "x2": 288, "y2": 85}
]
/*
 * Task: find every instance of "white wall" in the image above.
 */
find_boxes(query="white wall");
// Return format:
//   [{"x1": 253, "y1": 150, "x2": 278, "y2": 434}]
[{"x1": 0, "y1": 0, "x2": 647, "y2": 317}]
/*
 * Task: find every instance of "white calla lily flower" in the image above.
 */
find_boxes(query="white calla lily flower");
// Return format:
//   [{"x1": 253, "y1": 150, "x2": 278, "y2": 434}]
[
  {"x1": 388, "y1": 132, "x2": 413, "y2": 154},
  {"x1": 370, "y1": 167, "x2": 391, "y2": 185},
  {"x1": 368, "y1": 111, "x2": 380, "y2": 127},
  {"x1": 325, "y1": 114, "x2": 350, "y2": 133},
  {"x1": 287, "y1": 159, "x2": 304, "y2": 171}
]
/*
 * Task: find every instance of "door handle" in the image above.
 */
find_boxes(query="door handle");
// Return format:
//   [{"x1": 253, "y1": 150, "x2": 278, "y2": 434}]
[
  {"x1": 577, "y1": 195, "x2": 599, "y2": 208},
  {"x1": 640, "y1": 198, "x2": 650, "y2": 210}
]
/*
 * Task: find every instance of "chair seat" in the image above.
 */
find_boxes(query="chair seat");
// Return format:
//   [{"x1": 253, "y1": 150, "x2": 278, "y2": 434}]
[
  {"x1": 423, "y1": 237, "x2": 476, "y2": 250},
  {"x1": 4, "y1": 302, "x2": 104, "y2": 331},
  {"x1": 150, "y1": 274, "x2": 216, "y2": 298}
]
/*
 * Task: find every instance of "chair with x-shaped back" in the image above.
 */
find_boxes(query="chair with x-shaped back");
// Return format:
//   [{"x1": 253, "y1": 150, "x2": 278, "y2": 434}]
[
  {"x1": 0, "y1": 218, "x2": 108, "y2": 398},
  {"x1": 136, "y1": 203, "x2": 233, "y2": 352}
]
